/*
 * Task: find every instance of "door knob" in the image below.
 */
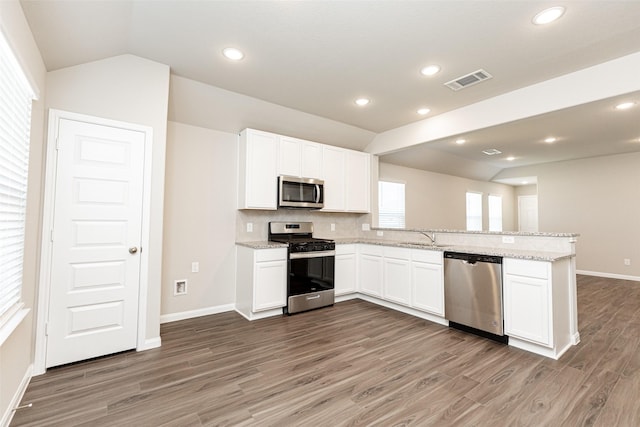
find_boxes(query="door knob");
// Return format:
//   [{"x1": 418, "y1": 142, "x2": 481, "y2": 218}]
[{"x1": 129, "y1": 246, "x2": 138, "y2": 254}]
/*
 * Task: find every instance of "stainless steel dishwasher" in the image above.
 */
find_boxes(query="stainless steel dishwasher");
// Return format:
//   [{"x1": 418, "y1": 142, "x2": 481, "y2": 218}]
[{"x1": 444, "y1": 252, "x2": 507, "y2": 343}]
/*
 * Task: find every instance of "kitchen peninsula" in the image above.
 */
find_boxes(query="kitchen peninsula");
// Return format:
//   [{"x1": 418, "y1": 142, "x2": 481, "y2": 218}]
[{"x1": 237, "y1": 227, "x2": 579, "y2": 360}]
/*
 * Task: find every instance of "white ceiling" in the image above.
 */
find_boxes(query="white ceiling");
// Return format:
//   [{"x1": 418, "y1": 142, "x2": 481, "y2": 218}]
[{"x1": 20, "y1": 0, "x2": 640, "y2": 182}]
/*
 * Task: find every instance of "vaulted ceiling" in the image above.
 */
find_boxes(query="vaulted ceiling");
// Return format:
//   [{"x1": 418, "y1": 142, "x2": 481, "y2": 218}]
[{"x1": 21, "y1": 1, "x2": 640, "y2": 181}]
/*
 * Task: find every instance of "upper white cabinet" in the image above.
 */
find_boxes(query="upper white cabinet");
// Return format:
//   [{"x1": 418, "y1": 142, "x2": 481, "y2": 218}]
[
  {"x1": 322, "y1": 146, "x2": 371, "y2": 213},
  {"x1": 278, "y1": 136, "x2": 323, "y2": 179},
  {"x1": 239, "y1": 128, "x2": 370, "y2": 213},
  {"x1": 322, "y1": 146, "x2": 346, "y2": 211},
  {"x1": 238, "y1": 129, "x2": 278, "y2": 210},
  {"x1": 345, "y1": 150, "x2": 370, "y2": 213}
]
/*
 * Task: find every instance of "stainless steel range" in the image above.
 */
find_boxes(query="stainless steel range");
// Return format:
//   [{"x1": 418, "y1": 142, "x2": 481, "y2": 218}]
[{"x1": 268, "y1": 222, "x2": 335, "y2": 315}]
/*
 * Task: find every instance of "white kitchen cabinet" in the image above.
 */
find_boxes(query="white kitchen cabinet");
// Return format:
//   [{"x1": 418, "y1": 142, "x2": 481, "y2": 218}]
[
  {"x1": 236, "y1": 245, "x2": 287, "y2": 320},
  {"x1": 322, "y1": 146, "x2": 346, "y2": 211},
  {"x1": 503, "y1": 259, "x2": 552, "y2": 347},
  {"x1": 335, "y1": 244, "x2": 357, "y2": 296},
  {"x1": 322, "y1": 145, "x2": 371, "y2": 213},
  {"x1": 345, "y1": 150, "x2": 370, "y2": 213},
  {"x1": 278, "y1": 136, "x2": 323, "y2": 179},
  {"x1": 383, "y1": 247, "x2": 412, "y2": 306},
  {"x1": 358, "y1": 245, "x2": 383, "y2": 298},
  {"x1": 238, "y1": 129, "x2": 278, "y2": 210},
  {"x1": 411, "y1": 249, "x2": 444, "y2": 316}
]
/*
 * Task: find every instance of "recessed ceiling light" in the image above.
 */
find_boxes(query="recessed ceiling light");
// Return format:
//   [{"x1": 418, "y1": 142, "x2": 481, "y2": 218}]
[
  {"x1": 222, "y1": 47, "x2": 244, "y2": 61},
  {"x1": 355, "y1": 98, "x2": 370, "y2": 106},
  {"x1": 455, "y1": 139, "x2": 466, "y2": 145},
  {"x1": 417, "y1": 108, "x2": 430, "y2": 115},
  {"x1": 615, "y1": 101, "x2": 636, "y2": 110},
  {"x1": 521, "y1": 181, "x2": 529, "y2": 185},
  {"x1": 420, "y1": 65, "x2": 441, "y2": 76},
  {"x1": 544, "y1": 137, "x2": 557, "y2": 143},
  {"x1": 533, "y1": 6, "x2": 565, "y2": 25},
  {"x1": 506, "y1": 156, "x2": 516, "y2": 161}
]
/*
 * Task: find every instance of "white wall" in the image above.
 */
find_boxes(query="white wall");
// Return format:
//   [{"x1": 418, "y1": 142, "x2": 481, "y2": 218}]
[
  {"x1": 379, "y1": 162, "x2": 516, "y2": 231},
  {"x1": 46, "y1": 54, "x2": 170, "y2": 343},
  {"x1": 0, "y1": 0, "x2": 47, "y2": 423},
  {"x1": 161, "y1": 122, "x2": 238, "y2": 321},
  {"x1": 494, "y1": 152, "x2": 640, "y2": 278}
]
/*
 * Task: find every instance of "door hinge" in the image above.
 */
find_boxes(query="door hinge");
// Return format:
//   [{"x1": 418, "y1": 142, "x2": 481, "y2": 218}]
[
  {"x1": 45, "y1": 322, "x2": 49, "y2": 336},
  {"x1": 55, "y1": 137, "x2": 60, "y2": 150},
  {"x1": 50, "y1": 229, "x2": 54, "y2": 242}
]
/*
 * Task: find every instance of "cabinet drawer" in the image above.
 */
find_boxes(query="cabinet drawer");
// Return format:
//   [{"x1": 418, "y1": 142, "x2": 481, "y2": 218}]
[
  {"x1": 359, "y1": 244, "x2": 383, "y2": 256},
  {"x1": 336, "y1": 244, "x2": 356, "y2": 255},
  {"x1": 411, "y1": 249, "x2": 443, "y2": 264},
  {"x1": 384, "y1": 246, "x2": 411, "y2": 260},
  {"x1": 255, "y1": 248, "x2": 287, "y2": 262},
  {"x1": 504, "y1": 258, "x2": 549, "y2": 279}
]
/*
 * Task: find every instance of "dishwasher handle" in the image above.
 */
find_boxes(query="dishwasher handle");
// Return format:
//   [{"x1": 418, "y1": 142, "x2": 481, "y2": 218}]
[{"x1": 444, "y1": 251, "x2": 503, "y2": 264}]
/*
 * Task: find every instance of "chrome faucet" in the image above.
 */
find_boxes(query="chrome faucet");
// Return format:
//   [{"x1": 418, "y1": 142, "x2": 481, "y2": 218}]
[{"x1": 419, "y1": 231, "x2": 436, "y2": 246}]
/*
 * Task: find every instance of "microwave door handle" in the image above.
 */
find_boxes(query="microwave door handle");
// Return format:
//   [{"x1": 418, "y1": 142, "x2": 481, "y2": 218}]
[{"x1": 315, "y1": 184, "x2": 320, "y2": 203}]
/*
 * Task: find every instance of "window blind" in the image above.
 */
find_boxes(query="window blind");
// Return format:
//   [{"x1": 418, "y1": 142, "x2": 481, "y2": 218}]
[
  {"x1": 466, "y1": 192, "x2": 482, "y2": 231},
  {"x1": 378, "y1": 181, "x2": 405, "y2": 229},
  {"x1": 0, "y1": 30, "x2": 34, "y2": 322}
]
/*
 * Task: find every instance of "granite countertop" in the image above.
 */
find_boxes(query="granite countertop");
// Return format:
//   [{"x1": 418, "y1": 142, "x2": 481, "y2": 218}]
[
  {"x1": 236, "y1": 241, "x2": 288, "y2": 249},
  {"x1": 374, "y1": 228, "x2": 580, "y2": 238},
  {"x1": 333, "y1": 238, "x2": 574, "y2": 262},
  {"x1": 236, "y1": 238, "x2": 573, "y2": 261}
]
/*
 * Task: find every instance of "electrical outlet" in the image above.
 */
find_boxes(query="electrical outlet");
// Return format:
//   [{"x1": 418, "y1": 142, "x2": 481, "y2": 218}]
[
  {"x1": 192, "y1": 262, "x2": 199, "y2": 273},
  {"x1": 624, "y1": 258, "x2": 631, "y2": 266},
  {"x1": 502, "y1": 236, "x2": 515, "y2": 244},
  {"x1": 246, "y1": 222, "x2": 253, "y2": 232},
  {"x1": 377, "y1": 231, "x2": 384, "y2": 237},
  {"x1": 331, "y1": 223, "x2": 336, "y2": 232},
  {"x1": 362, "y1": 223, "x2": 370, "y2": 231}
]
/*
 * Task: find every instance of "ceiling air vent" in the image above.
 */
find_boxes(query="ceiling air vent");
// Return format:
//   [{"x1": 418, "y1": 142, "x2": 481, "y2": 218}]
[
  {"x1": 445, "y1": 69, "x2": 493, "y2": 91},
  {"x1": 482, "y1": 148, "x2": 502, "y2": 156}
]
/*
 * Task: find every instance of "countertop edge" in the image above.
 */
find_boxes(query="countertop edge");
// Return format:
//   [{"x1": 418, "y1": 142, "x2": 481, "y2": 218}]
[{"x1": 236, "y1": 239, "x2": 574, "y2": 262}]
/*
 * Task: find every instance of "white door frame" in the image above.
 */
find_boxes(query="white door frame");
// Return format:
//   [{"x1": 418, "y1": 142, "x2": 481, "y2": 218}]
[{"x1": 34, "y1": 109, "x2": 154, "y2": 375}]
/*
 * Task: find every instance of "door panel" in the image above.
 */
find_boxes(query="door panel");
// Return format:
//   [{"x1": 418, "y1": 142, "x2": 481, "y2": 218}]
[{"x1": 46, "y1": 118, "x2": 145, "y2": 368}]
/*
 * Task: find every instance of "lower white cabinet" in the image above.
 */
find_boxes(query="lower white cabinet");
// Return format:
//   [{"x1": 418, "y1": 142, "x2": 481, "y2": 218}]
[
  {"x1": 383, "y1": 247, "x2": 412, "y2": 306},
  {"x1": 411, "y1": 249, "x2": 444, "y2": 316},
  {"x1": 503, "y1": 259, "x2": 552, "y2": 347},
  {"x1": 236, "y1": 245, "x2": 287, "y2": 320},
  {"x1": 335, "y1": 244, "x2": 357, "y2": 296},
  {"x1": 358, "y1": 245, "x2": 383, "y2": 297}
]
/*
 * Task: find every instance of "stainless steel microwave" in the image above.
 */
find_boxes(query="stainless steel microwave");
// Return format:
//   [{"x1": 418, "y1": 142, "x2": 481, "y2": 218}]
[{"x1": 278, "y1": 176, "x2": 324, "y2": 209}]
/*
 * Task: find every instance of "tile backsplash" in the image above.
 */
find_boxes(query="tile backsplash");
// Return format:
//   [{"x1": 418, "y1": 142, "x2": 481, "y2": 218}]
[{"x1": 236, "y1": 210, "x2": 370, "y2": 241}]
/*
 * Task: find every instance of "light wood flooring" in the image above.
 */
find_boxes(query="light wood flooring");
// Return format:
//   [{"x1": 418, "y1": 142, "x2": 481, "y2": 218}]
[{"x1": 11, "y1": 275, "x2": 640, "y2": 426}]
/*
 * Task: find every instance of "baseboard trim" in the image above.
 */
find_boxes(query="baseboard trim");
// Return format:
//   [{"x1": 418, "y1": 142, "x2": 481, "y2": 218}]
[
  {"x1": 577, "y1": 270, "x2": 640, "y2": 282},
  {"x1": 1, "y1": 363, "x2": 32, "y2": 427},
  {"x1": 160, "y1": 304, "x2": 235, "y2": 324},
  {"x1": 137, "y1": 337, "x2": 161, "y2": 351}
]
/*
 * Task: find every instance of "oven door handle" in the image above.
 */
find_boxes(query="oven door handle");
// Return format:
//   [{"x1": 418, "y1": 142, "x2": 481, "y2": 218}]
[{"x1": 289, "y1": 250, "x2": 336, "y2": 259}]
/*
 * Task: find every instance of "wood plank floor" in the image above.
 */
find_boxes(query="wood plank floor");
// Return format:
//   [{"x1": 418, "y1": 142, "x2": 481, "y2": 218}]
[{"x1": 11, "y1": 275, "x2": 640, "y2": 426}]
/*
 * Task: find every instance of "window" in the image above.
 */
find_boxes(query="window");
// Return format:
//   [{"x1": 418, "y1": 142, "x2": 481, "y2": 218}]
[
  {"x1": 466, "y1": 192, "x2": 482, "y2": 231},
  {"x1": 488, "y1": 194, "x2": 503, "y2": 232},
  {"x1": 378, "y1": 181, "x2": 405, "y2": 228},
  {"x1": 0, "y1": 30, "x2": 35, "y2": 326}
]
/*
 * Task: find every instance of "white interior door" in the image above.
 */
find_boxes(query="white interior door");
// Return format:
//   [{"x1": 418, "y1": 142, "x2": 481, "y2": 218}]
[
  {"x1": 46, "y1": 118, "x2": 146, "y2": 368},
  {"x1": 518, "y1": 195, "x2": 539, "y2": 232}
]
